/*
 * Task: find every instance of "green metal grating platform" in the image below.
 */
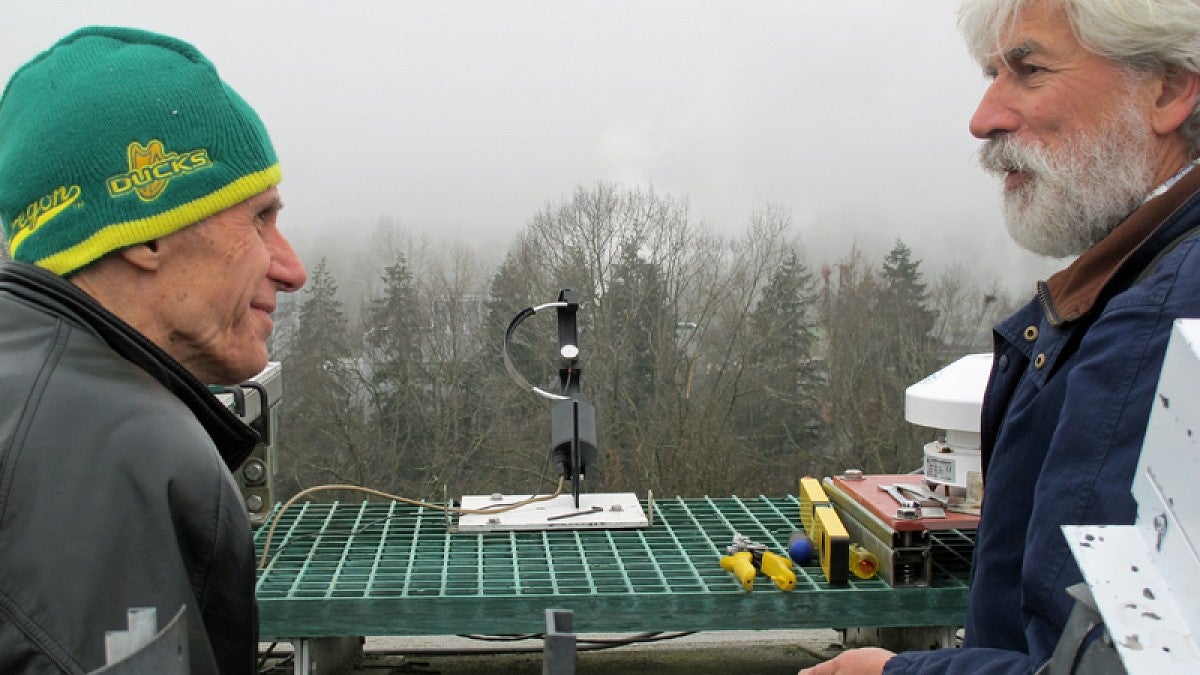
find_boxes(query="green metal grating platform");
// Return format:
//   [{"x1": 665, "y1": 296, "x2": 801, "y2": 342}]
[{"x1": 255, "y1": 495, "x2": 973, "y2": 639}]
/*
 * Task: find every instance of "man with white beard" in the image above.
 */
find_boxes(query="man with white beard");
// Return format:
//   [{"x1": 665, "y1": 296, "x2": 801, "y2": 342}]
[{"x1": 802, "y1": 1, "x2": 1200, "y2": 673}]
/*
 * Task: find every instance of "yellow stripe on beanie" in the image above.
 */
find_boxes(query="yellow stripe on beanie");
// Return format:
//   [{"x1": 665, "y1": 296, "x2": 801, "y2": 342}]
[{"x1": 35, "y1": 165, "x2": 281, "y2": 276}]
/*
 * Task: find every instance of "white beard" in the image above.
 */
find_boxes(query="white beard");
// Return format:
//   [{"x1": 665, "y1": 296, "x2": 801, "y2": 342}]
[{"x1": 978, "y1": 102, "x2": 1157, "y2": 258}]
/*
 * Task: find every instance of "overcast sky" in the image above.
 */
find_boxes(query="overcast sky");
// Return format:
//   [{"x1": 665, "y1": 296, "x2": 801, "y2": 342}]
[{"x1": 3, "y1": 1, "x2": 1063, "y2": 293}]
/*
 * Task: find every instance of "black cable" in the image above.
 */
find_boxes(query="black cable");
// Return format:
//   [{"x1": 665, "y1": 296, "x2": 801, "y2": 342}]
[
  {"x1": 256, "y1": 631, "x2": 702, "y2": 665},
  {"x1": 452, "y1": 630, "x2": 699, "y2": 650},
  {"x1": 256, "y1": 641, "x2": 278, "y2": 671},
  {"x1": 581, "y1": 632, "x2": 668, "y2": 645},
  {"x1": 455, "y1": 633, "x2": 543, "y2": 642},
  {"x1": 257, "y1": 649, "x2": 293, "y2": 674},
  {"x1": 580, "y1": 631, "x2": 699, "y2": 648}
]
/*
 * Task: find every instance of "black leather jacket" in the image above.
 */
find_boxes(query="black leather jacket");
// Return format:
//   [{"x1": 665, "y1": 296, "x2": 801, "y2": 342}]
[{"x1": 0, "y1": 261, "x2": 259, "y2": 674}]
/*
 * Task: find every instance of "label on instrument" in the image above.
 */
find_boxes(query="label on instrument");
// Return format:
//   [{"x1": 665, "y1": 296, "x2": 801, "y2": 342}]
[{"x1": 926, "y1": 456, "x2": 956, "y2": 483}]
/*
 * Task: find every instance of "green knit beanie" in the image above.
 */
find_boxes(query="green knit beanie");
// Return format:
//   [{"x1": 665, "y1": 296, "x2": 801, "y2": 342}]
[{"x1": 0, "y1": 26, "x2": 280, "y2": 276}]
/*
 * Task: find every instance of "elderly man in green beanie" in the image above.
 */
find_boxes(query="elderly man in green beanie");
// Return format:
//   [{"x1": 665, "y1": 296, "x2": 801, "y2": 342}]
[{"x1": 0, "y1": 27, "x2": 307, "y2": 674}]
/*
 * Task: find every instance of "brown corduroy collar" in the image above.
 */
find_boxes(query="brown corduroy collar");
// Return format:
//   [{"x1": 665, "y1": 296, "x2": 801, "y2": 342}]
[{"x1": 1037, "y1": 164, "x2": 1200, "y2": 326}]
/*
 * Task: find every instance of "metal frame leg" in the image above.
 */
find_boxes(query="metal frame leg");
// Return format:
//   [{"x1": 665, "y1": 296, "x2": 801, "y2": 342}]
[
  {"x1": 292, "y1": 637, "x2": 363, "y2": 674},
  {"x1": 543, "y1": 609, "x2": 576, "y2": 675},
  {"x1": 1041, "y1": 584, "x2": 1124, "y2": 675}
]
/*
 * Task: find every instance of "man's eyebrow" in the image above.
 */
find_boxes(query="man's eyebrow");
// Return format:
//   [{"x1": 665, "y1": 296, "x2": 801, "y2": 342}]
[
  {"x1": 983, "y1": 41, "x2": 1042, "y2": 76},
  {"x1": 1002, "y1": 41, "x2": 1039, "y2": 65}
]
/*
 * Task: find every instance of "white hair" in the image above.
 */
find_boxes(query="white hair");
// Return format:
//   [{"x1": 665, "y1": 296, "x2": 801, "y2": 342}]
[{"x1": 959, "y1": 0, "x2": 1200, "y2": 155}]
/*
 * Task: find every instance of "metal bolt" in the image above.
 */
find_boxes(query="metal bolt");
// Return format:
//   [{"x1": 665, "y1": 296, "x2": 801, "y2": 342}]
[
  {"x1": 242, "y1": 459, "x2": 266, "y2": 484},
  {"x1": 1153, "y1": 513, "x2": 1169, "y2": 552},
  {"x1": 246, "y1": 495, "x2": 264, "y2": 512}
]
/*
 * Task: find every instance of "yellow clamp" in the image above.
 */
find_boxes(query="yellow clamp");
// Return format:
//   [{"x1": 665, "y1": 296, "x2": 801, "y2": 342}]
[
  {"x1": 720, "y1": 551, "x2": 757, "y2": 591},
  {"x1": 720, "y1": 535, "x2": 797, "y2": 592},
  {"x1": 760, "y1": 550, "x2": 797, "y2": 591}
]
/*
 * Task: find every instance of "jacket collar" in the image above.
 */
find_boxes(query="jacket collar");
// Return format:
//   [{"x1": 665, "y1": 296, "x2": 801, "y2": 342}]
[
  {"x1": 1038, "y1": 165, "x2": 1200, "y2": 326},
  {"x1": 0, "y1": 260, "x2": 259, "y2": 470}
]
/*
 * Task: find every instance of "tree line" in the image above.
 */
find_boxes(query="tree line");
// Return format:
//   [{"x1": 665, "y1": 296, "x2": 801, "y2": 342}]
[{"x1": 270, "y1": 182, "x2": 1014, "y2": 500}]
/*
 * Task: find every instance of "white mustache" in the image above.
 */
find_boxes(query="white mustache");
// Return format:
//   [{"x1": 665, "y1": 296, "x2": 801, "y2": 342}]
[{"x1": 978, "y1": 135, "x2": 1043, "y2": 176}]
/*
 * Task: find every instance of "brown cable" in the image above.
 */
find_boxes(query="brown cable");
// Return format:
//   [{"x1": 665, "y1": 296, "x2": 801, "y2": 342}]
[{"x1": 257, "y1": 477, "x2": 566, "y2": 569}]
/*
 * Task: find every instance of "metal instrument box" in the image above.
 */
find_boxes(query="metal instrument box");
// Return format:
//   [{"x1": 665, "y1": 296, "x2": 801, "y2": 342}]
[
  {"x1": 214, "y1": 361, "x2": 282, "y2": 527},
  {"x1": 823, "y1": 473, "x2": 979, "y2": 587}
]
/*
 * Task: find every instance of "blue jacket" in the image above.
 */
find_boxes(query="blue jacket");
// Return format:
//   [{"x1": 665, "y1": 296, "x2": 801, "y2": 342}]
[{"x1": 887, "y1": 166, "x2": 1200, "y2": 674}]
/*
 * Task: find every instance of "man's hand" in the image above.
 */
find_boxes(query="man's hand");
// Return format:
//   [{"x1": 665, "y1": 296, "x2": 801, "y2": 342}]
[{"x1": 799, "y1": 647, "x2": 895, "y2": 674}]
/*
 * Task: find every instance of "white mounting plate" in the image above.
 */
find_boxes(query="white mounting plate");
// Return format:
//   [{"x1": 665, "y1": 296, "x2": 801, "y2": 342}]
[
  {"x1": 1132, "y1": 320, "x2": 1200, "y2": 634},
  {"x1": 456, "y1": 492, "x2": 648, "y2": 532},
  {"x1": 1064, "y1": 524, "x2": 1200, "y2": 672}
]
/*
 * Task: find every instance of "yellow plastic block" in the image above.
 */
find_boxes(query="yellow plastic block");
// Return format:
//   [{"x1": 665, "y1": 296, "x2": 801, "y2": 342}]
[
  {"x1": 810, "y1": 504, "x2": 850, "y2": 586},
  {"x1": 798, "y1": 476, "x2": 831, "y2": 535}
]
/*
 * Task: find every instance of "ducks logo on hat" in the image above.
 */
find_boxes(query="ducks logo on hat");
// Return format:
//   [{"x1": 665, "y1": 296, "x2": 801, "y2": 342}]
[{"x1": 106, "y1": 140, "x2": 213, "y2": 202}]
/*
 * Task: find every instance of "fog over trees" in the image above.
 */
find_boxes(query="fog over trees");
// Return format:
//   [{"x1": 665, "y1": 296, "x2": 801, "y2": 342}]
[{"x1": 270, "y1": 182, "x2": 1014, "y2": 500}]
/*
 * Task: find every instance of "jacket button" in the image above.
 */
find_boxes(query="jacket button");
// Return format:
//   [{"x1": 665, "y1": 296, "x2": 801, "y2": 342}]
[
  {"x1": 997, "y1": 354, "x2": 1009, "y2": 372},
  {"x1": 1024, "y1": 326, "x2": 1039, "y2": 341},
  {"x1": 1034, "y1": 353, "x2": 1046, "y2": 369}
]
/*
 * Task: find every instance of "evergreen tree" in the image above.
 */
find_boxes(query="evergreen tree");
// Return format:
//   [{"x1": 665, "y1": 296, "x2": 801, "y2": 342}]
[
  {"x1": 874, "y1": 239, "x2": 939, "y2": 470},
  {"x1": 597, "y1": 242, "x2": 676, "y2": 470},
  {"x1": 362, "y1": 252, "x2": 428, "y2": 484},
  {"x1": 880, "y1": 239, "x2": 937, "y2": 367},
  {"x1": 485, "y1": 242, "x2": 558, "y2": 396},
  {"x1": 820, "y1": 241, "x2": 940, "y2": 474},
  {"x1": 820, "y1": 248, "x2": 885, "y2": 473},
  {"x1": 292, "y1": 258, "x2": 350, "y2": 363},
  {"x1": 366, "y1": 252, "x2": 425, "y2": 400},
  {"x1": 604, "y1": 243, "x2": 671, "y2": 401},
  {"x1": 481, "y1": 244, "x2": 553, "y2": 470},
  {"x1": 277, "y1": 258, "x2": 357, "y2": 493},
  {"x1": 368, "y1": 253, "x2": 421, "y2": 359},
  {"x1": 744, "y1": 250, "x2": 824, "y2": 455}
]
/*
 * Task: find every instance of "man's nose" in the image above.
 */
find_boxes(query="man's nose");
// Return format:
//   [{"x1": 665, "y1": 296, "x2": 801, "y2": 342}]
[
  {"x1": 268, "y1": 230, "x2": 307, "y2": 292},
  {"x1": 969, "y1": 79, "x2": 1021, "y2": 140}
]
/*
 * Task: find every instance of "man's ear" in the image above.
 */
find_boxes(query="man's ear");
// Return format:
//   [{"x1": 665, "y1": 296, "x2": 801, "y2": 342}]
[
  {"x1": 117, "y1": 240, "x2": 162, "y2": 271},
  {"x1": 1152, "y1": 66, "x2": 1200, "y2": 136}
]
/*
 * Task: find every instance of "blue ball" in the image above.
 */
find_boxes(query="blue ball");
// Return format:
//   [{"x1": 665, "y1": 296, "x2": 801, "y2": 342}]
[{"x1": 788, "y1": 533, "x2": 814, "y2": 565}]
